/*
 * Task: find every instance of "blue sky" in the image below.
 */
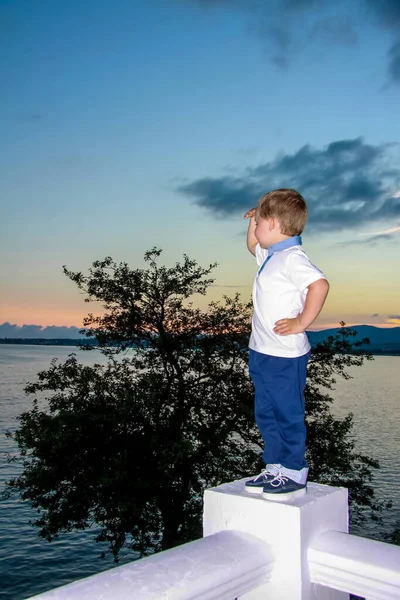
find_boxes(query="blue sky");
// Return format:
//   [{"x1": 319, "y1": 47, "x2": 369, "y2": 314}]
[{"x1": 1, "y1": 0, "x2": 400, "y2": 333}]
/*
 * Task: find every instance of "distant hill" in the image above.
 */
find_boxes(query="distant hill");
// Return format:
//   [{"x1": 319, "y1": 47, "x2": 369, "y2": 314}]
[
  {"x1": 0, "y1": 322, "x2": 85, "y2": 339},
  {"x1": 307, "y1": 325, "x2": 400, "y2": 355},
  {"x1": 0, "y1": 338, "x2": 96, "y2": 347},
  {"x1": 1, "y1": 325, "x2": 400, "y2": 354}
]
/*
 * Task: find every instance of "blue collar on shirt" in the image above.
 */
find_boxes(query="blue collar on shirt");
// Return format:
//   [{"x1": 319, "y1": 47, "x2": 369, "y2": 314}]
[
  {"x1": 268, "y1": 235, "x2": 302, "y2": 256},
  {"x1": 258, "y1": 235, "x2": 302, "y2": 276}
]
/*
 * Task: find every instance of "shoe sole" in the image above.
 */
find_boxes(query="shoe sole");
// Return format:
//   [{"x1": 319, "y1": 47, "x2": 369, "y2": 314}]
[
  {"x1": 262, "y1": 487, "x2": 307, "y2": 502},
  {"x1": 244, "y1": 484, "x2": 265, "y2": 494}
]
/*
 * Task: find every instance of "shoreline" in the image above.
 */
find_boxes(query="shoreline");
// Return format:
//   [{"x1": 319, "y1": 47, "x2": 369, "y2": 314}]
[{"x1": 1, "y1": 339, "x2": 400, "y2": 356}]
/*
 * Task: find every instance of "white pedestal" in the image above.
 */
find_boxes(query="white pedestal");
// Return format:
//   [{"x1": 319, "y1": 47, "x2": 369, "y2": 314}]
[{"x1": 203, "y1": 479, "x2": 349, "y2": 600}]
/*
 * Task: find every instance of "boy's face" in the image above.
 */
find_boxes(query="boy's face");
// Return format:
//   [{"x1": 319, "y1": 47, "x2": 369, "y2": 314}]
[{"x1": 254, "y1": 210, "x2": 276, "y2": 248}]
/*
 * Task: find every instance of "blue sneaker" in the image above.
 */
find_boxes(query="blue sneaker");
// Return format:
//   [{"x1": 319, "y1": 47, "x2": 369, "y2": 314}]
[
  {"x1": 262, "y1": 473, "x2": 307, "y2": 501},
  {"x1": 244, "y1": 468, "x2": 277, "y2": 494}
]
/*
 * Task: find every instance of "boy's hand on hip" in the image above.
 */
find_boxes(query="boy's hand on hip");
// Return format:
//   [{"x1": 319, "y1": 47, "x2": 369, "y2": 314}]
[{"x1": 273, "y1": 317, "x2": 305, "y2": 335}]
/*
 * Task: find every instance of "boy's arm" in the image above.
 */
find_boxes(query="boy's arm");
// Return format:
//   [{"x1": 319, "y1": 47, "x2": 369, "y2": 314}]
[
  {"x1": 273, "y1": 278, "x2": 330, "y2": 335},
  {"x1": 244, "y1": 208, "x2": 258, "y2": 256}
]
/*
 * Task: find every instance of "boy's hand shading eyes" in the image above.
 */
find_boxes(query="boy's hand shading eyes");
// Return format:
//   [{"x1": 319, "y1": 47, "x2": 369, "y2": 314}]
[
  {"x1": 244, "y1": 208, "x2": 256, "y2": 219},
  {"x1": 273, "y1": 317, "x2": 306, "y2": 336}
]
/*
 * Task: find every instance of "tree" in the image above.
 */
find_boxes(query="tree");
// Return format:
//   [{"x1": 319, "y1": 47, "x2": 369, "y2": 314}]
[{"x1": 4, "y1": 249, "x2": 388, "y2": 560}]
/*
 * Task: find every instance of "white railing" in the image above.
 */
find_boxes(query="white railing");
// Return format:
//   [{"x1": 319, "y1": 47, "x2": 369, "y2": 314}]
[
  {"x1": 26, "y1": 530, "x2": 274, "y2": 600},
  {"x1": 309, "y1": 530, "x2": 400, "y2": 600},
  {"x1": 27, "y1": 480, "x2": 400, "y2": 600}
]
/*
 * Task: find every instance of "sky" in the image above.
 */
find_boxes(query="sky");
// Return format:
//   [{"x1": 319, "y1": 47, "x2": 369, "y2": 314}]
[{"x1": 1, "y1": 0, "x2": 400, "y2": 336}]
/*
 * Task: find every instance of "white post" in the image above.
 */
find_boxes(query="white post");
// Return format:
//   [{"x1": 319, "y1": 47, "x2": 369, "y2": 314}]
[{"x1": 203, "y1": 479, "x2": 349, "y2": 600}]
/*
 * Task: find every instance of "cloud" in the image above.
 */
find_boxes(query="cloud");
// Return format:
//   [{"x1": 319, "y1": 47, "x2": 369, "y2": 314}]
[
  {"x1": 365, "y1": 0, "x2": 400, "y2": 29},
  {"x1": 359, "y1": 225, "x2": 400, "y2": 236},
  {"x1": 387, "y1": 315, "x2": 400, "y2": 325},
  {"x1": 186, "y1": 0, "x2": 400, "y2": 84},
  {"x1": 337, "y1": 234, "x2": 399, "y2": 247},
  {"x1": 211, "y1": 284, "x2": 248, "y2": 288},
  {"x1": 0, "y1": 322, "x2": 85, "y2": 339},
  {"x1": 177, "y1": 137, "x2": 400, "y2": 233},
  {"x1": 388, "y1": 41, "x2": 400, "y2": 83},
  {"x1": 308, "y1": 16, "x2": 358, "y2": 47},
  {"x1": 17, "y1": 112, "x2": 43, "y2": 122},
  {"x1": 372, "y1": 313, "x2": 379, "y2": 317},
  {"x1": 365, "y1": 0, "x2": 400, "y2": 84}
]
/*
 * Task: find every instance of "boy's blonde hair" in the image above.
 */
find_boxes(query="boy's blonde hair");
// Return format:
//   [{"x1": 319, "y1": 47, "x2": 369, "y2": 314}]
[{"x1": 258, "y1": 188, "x2": 308, "y2": 236}]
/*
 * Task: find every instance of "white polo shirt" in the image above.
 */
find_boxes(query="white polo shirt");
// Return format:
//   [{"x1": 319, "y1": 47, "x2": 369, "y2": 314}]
[{"x1": 249, "y1": 240, "x2": 326, "y2": 358}]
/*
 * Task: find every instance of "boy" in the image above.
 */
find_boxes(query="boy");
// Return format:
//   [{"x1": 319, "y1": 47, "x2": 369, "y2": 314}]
[{"x1": 244, "y1": 188, "x2": 329, "y2": 501}]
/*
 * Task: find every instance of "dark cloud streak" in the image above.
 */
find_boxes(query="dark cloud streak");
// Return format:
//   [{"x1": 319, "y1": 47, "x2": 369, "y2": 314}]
[
  {"x1": 337, "y1": 233, "x2": 399, "y2": 247},
  {"x1": 177, "y1": 137, "x2": 400, "y2": 233},
  {"x1": 187, "y1": 0, "x2": 400, "y2": 84},
  {"x1": 388, "y1": 41, "x2": 400, "y2": 83},
  {"x1": 365, "y1": 0, "x2": 400, "y2": 28}
]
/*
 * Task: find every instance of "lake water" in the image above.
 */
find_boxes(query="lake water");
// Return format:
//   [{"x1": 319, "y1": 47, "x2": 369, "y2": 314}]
[{"x1": 1, "y1": 345, "x2": 399, "y2": 599}]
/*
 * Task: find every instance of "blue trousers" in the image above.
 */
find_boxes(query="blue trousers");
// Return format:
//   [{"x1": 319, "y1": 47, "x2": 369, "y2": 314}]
[{"x1": 249, "y1": 349, "x2": 310, "y2": 471}]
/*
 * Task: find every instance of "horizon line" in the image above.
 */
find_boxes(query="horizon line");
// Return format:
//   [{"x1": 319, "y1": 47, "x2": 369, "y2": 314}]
[{"x1": 1, "y1": 322, "x2": 400, "y2": 341}]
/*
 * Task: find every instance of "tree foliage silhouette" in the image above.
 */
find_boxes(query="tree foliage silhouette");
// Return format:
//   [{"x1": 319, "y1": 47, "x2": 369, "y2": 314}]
[{"x1": 4, "y1": 249, "x2": 388, "y2": 559}]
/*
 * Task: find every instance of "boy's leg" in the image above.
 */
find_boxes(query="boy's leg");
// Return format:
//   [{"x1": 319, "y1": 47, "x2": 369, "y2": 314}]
[
  {"x1": 275, "y1": 351, "x2": 309, "y2": 471},
  {"x1": 262, "y1": 352, "x2": 310, "y2": 501},
  {"x1": 245, "y1": 350, "x2": 282, "y2": 494},
  {"x1": 248, "y1": 349, "x2": 282, "y2": 465}
]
